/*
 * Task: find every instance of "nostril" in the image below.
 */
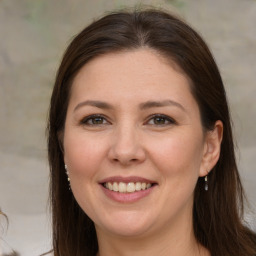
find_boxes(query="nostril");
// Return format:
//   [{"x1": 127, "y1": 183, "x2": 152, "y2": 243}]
[{"x1": 112, "y1": 158, "x2": 139, "y2": 165}]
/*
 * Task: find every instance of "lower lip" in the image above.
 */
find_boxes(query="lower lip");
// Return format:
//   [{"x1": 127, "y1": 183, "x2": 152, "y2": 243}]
[{"x1": 101, "y1": 185, "x2": 156, "y2": 203}]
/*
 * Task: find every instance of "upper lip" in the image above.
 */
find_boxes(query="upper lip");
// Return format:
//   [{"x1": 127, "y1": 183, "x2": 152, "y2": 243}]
[{"x1": 99, "y1": 176, "x2": 157, "y2": 184}]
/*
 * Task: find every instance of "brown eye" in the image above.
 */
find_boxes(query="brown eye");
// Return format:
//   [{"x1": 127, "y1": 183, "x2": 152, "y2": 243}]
[
  {"x1": 81, "y1": 115, "x2": 108, "y2": 125},
  {"x1": 90, "y1": 117, "x2": 105, "y2": 124},
  {"x1": 147, "y1": 115, "x2": 176, "y2": 126},
  {"x1": 153, "y1": 116, "x2": 167, "y2": 125}
]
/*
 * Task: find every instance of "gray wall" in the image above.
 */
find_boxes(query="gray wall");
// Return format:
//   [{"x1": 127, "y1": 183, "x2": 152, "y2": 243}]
[{"x1": 0, "y1": 0, "x2": 255, "y2": 255}]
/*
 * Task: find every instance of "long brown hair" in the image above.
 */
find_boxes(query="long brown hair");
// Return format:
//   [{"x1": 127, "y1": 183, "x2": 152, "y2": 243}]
[{"x1": 47, "y1": 8, "x2": 256, "y2": 256}]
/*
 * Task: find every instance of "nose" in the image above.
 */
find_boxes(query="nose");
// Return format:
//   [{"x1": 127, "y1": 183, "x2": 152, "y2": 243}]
[{"x1": 107, "y1": 124, "x2": 146, "y2": 166}]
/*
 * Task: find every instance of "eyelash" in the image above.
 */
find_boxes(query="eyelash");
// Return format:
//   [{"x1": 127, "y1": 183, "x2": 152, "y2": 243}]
[
  {"x1": 80, "y1": 114, "x2": 110, "y2": 126},
  {"x1": 80, "y1": 114, "x2": 176, "y2": 127},
  {"x1": 146, "y1": 114, "x2": 176, "y2": 126}
]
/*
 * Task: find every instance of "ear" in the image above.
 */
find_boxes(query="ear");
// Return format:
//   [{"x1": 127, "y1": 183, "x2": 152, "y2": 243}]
[{"x1": 199, "y1": 120, "x2": 223, "y2": 177}]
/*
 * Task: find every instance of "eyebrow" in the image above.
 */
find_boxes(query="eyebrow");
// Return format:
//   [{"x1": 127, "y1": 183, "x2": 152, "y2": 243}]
[
  {"x1": 74, "y1": 99, "x2": 186, "y2": 112},
  {"x1": 74, "y1": 100, "x2": 113, "y2": 112},
  {"x1": 139, "y1": 100, "x2": 186, "y2": 112}
]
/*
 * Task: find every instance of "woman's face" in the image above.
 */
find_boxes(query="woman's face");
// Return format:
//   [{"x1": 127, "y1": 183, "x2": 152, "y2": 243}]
[{"x1": 63, "y1": 49, "x2": 213, "y2": 238}]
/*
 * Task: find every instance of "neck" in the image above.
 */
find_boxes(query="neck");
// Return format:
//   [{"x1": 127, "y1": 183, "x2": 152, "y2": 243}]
[{"x1": 95, "y1": 208, "x2": 210, "y2": 256}]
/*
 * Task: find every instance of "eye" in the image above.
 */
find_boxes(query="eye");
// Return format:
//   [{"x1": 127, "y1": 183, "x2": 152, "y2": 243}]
[
  {"x1": 81, "y1": 115, "x2": 109, "y2": 126},
  {"x1": 147, "y1": 114, "x2": 176, "y2": 126}
]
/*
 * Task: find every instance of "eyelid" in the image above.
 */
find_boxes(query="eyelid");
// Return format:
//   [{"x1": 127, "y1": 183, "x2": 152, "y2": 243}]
[
  {"x1": 79, "y1": 113, "x2": 176, "y2": 126},
  {"x1": 80, "y1": 114, "x2": 111, "y2": 125},
  {"x1": 145, "y1": 114, "x2": 177, "y2": 125}
]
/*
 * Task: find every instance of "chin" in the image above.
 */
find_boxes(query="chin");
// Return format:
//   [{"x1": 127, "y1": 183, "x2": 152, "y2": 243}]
[{"x1": 95, "y1": 210, "x2": 156, "y2": 237}]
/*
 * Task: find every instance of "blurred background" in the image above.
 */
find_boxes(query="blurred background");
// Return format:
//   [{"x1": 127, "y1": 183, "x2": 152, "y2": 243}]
[{"x1": 0, "y1": 0, "x2": 255, "y2": 255}]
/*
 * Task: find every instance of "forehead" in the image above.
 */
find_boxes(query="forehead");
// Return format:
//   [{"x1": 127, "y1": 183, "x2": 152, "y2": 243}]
[
  {"x1": 69, "y1": 49, "x2": 196, "y2": 110},
  {"x1": 73, "y1": 48, "x2": 186, "y2": 82}
]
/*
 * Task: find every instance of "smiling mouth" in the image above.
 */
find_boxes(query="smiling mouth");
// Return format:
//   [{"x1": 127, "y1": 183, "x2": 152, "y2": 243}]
[{"x1": 103, "y1": 181, "x2": 156, "y2": 193}]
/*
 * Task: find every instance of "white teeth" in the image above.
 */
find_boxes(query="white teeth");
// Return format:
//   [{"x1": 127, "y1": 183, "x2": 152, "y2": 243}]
[
  {"x1": 113, "y1": 182, "x2": 118, "y2": 192},
  {"x1": 119, "y1": 182, "x2": 126, "y2": 193},
  {"x1": 108, "y1": 182, "x2": 113, "y2": 190},
  {"x1": 127, "y1": 182, "x2": 135, "y2": 193},
  {"x1": 135, "y1": 182, "x2": 141, "y2": 191},
  {"x1": 104, "y1": 181, "x2": 153, "y2": 193}
]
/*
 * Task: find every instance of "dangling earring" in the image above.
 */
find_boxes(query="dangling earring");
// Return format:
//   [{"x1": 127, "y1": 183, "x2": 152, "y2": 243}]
[
  {"x1": 64, "y1": 164, "x2": 71, "y2": 190},
  {"x1": 204, "y1": 175, "x2": 208, "y2": 191}
]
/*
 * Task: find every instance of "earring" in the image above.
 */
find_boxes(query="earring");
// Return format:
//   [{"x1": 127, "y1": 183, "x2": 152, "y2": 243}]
[
  {"x1": 64, "y1": 164, "x2": 71, "y2": 190},
  {"x1": 204, "y1": 175, "x2": 208, "y2": 191}
]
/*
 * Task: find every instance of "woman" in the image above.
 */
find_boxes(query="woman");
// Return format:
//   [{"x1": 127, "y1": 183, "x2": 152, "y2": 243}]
[{"x1": 47, "y1": 8, "x2": 256, "y2": 256}]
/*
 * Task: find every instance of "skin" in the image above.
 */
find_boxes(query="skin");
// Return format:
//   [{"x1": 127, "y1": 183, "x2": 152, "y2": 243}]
[{"x1": 63, "y1": 48, "x2": 223, "y2": 256}]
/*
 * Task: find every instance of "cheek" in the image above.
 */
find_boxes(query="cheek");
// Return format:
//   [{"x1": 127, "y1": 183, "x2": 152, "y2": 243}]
[
  {"x1": 64, "y1": 131, "x2": 106, "y2": 179},
  {"x1": 149, "y1": 130, "x2": 204, "y2": 178},
  {"x1": 63, "y1": 132, "x2": 107, "y2": 218},
  {"x1": 151, "y1": 132, "x2": 204, "y2": 212}
]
